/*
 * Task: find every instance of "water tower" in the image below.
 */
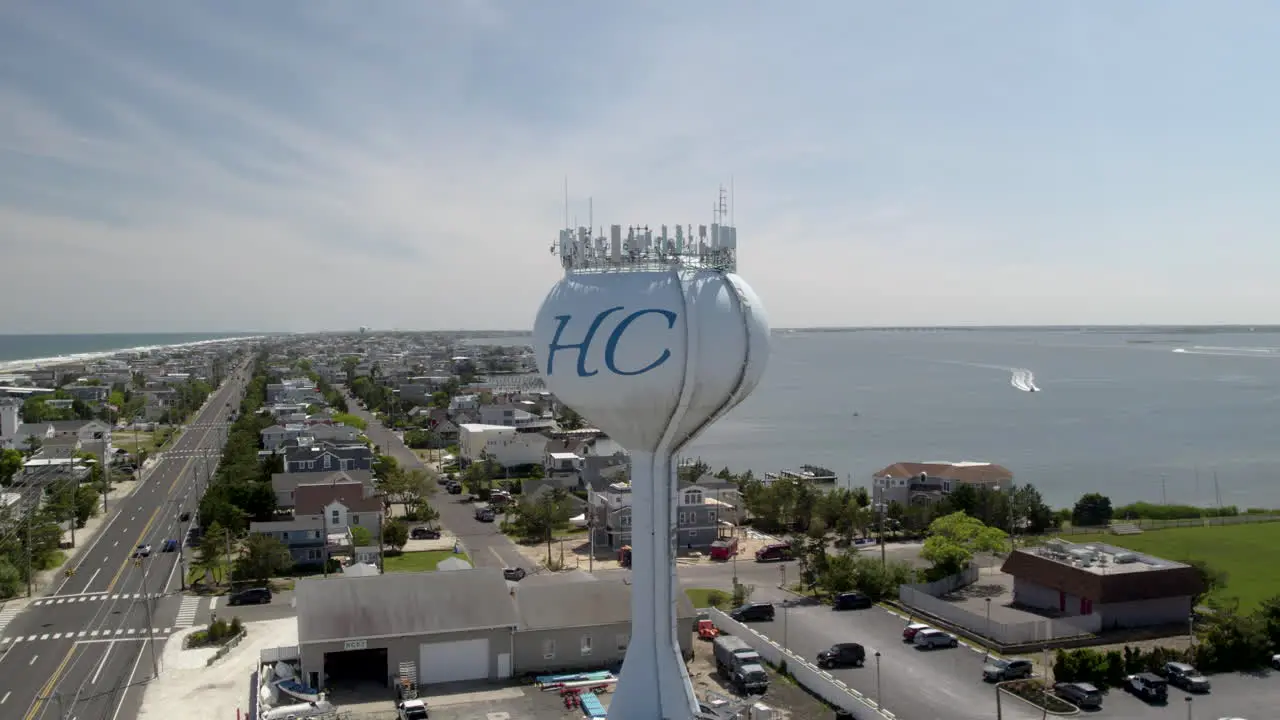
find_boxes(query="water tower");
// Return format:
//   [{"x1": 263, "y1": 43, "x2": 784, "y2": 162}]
[{"x1": 533, "y1": 191, "x2": 771, "y2": 720}]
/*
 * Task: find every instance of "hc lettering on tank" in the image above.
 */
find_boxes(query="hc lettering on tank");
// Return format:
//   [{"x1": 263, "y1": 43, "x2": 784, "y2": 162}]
[{"x1": 546, "y1": 306, "x2": 678, "y2": 377}]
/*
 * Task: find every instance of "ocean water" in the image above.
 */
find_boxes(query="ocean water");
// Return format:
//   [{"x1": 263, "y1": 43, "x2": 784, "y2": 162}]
[
  {"x1": 476, "y1": 329, "x2": 1280, "y2": 509},
  {"x1": 0, "y1": 333, "x2": 255, "y2": 364},
  {"x1": 685, "y1": 330, "x2": 1280, "y2": 510}
]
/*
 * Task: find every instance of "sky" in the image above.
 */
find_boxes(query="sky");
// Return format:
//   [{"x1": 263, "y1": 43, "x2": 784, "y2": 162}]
[{"x1": 3, "y1": 1, "x2": 1279, "y2": 333}]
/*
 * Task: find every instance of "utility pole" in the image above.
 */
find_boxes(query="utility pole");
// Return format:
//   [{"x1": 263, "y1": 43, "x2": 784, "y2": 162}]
[
  {"x1": 101, "y1": 440, "x2": 111, "y2": 514},
  {"x1": 25, "y1": 501, "x2": 33, "y2": 597},
  {"x1": 141, "y1": 559, "x2": 160, "y2": 679}
]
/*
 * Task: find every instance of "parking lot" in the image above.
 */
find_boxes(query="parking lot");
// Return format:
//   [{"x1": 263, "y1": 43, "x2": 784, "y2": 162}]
[{"x1": 735, "y1": 593, "x2": 1280, "y2": 720}]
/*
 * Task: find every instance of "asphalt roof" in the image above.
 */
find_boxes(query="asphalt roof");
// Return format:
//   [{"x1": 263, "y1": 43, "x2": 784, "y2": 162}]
[
  {"x1": 514, "y1": 577, "x2": 695, "y2": 630},
  {"x1": 296, "y1": 568, "x2": 518, "y2": 643}
]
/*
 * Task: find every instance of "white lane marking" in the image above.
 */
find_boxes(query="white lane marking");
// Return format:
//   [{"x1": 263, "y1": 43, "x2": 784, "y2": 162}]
[
  {"x1": 1, "y1": 690, "x2": 9, "y2": 704},
  {"x1": 29, "y1": 655, "x2": 37, "y2": 665},
  {"x1": 209, "y1": 596, "x2": 218, "y2": 610},
  {"x1": 113, "y1": 541, "x2": 119, "y2": 548},
  {"x1": 39, "y1": 633, "x2": 49, "y2": 640},
  {"x1": 93, "y1": 640, "x2": 115, "y2": 684}
]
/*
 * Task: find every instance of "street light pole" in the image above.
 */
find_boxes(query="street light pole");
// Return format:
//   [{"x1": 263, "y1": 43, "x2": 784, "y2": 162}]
[
  {"x1": 985, "y1": 598, "x2": 992, "y2": 659},
  {"x1": 874, "y1": 651, "x2": 882, "y2": 709},
  {"x1": 1184, "y1": 695, "x2": 1192, "y2": 720}
]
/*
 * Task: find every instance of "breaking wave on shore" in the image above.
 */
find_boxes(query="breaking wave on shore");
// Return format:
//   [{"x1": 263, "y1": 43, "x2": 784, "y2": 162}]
[{"x1": 1010, "y1": 368, "x2": 1039, "y2": 392}]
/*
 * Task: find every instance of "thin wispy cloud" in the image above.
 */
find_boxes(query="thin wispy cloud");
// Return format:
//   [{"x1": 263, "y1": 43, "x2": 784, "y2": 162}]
[{"x1": 2, "y1": 1, "x2": 1279, "y2": 332}]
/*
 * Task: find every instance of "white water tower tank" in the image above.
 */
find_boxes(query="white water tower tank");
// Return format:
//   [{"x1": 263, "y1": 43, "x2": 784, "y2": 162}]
[{"x1": 534, "y1": 209, "x2": 769, "y2": 720}]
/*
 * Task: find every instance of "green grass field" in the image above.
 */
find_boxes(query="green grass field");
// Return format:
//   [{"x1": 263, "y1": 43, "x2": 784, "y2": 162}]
[
  {"x1": 685, "y1": 587, "x2": 731, "y2": 610},
  {"x1": 384, "y1": 549, "x2": 470, "y2": 573},
  {"x1": 1069, "y1": 522, "x2": 1280, "y2": 610}
]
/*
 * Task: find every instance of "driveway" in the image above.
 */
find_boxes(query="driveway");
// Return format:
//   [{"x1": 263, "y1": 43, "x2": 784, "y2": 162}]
[{"x1": 340, "y1": 390, "x2": 532, "y2": 572}]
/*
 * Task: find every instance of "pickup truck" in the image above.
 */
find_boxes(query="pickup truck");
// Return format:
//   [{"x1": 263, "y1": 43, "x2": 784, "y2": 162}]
[{"x1": 397, "y1": 699, "x2": 428, "y2": 719}]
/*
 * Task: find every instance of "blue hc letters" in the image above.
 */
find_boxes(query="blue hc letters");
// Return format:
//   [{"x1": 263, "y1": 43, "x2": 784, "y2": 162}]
[{"x1": 546, "y1": 306, "x2": 678, "y2": 377}]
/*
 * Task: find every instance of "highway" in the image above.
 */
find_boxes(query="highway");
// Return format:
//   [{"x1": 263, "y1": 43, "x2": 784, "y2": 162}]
[{"x1": 0, "y1": 363, "x2": 249, "y2": 720}]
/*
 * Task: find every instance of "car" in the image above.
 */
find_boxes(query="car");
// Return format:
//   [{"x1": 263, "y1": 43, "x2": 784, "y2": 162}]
[
  {"x1": 503, "y1": 567, "x2": 527, "y2": 582},
  {"x1": 754, "y1": 543, "x2": 792, "y2": 562},
  {"x1": 1273, "y1": 653, "x2": 1280, "y2": 670},
  {"x1": 816, "y1": 642, "x2": 866, "y2": 669},
  {"x1": 902, "y1": 623, "x2": 930, "y2": 641},
  {"x1": 228, "y1": 587, "x2": 272, "y2": 605},
  {"x1": 832, "y1": 592, "x2": 873, "y2": 611},
  {"x1": 161, "y1": 539, "x2": 179, "y2": 553},
  {"x1": 179, "y1": 511, "x2": 192, "y2": 522},
  {"x1": 410, "y1": 527, "x2": 441, "y2": 540},
  {"x1": 729, "y1": 603, "x2": 776, "y2": 622},
  {"x1": 983, "y1": 658, "x2": 1033, "y2": 682},
  {"x1": 913, "y1": 628, "x2": 959, "y2": 649},
  {"x1": 1124, "y1": 672, "x2": 1168, "y2": 703},
  {"x1": 133, "y1": 544, "x2": 152, "y2": 558},
  {"x1": 1163, "y1": 661, "x2": 1211, "y2": 692},
  {"x1": 1053, "y1": 681, "x2": 1102, "y2": 709},
  {"x1": 396, "y1": 699, "x2": 429, "y2": 720}
]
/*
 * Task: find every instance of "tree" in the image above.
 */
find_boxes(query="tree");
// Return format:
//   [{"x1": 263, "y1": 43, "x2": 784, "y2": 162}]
[
  {"x1": 509, "y1": 488, "x2": 573, "y2": 562},
  {"x1": 920, "y1": 512, "x2": 1008, "y2": 579},
  {"x1": 380, "y1": 467, "x2": 435, "y2": 517},
  {"x1": 414, "y1": 501, "x2": 440, "y2": 528},
  {"x1": 196, "y1": 521, "x2": 230, "y2": 584},
  {"x1": 235, "y1": 534, "x2": 293, "y2": 582},
  {"x1": 350, "y1": 525, "x2": 374, "y2": 547},
  {"x1": 382, "y1": 520, "x2": 409, "y2": 550},
  {"x1": 1011, "y1": 484, "x2": 1056, "y2": 534},
  {"x1": 372, "y1": 454, "x2": 399, "y2": 483},
  {"x1": 0, "y1": 449, "x2": 22, "y2": 486},
  {"x1": 1072, "y1": 493, "x2": 1114, "y2": 527},
  {"x1": 1185, "y1": 558, "x2": 1226, "y2": 608}
]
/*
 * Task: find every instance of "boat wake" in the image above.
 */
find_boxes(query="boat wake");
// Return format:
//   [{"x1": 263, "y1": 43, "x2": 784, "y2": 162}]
[
  {"x1": 1010, "y1": 368, "x2": 1039, "y2": 393},
  {"x1": 1172, "y1": 345, "x2": 1280, "y2": 358}
]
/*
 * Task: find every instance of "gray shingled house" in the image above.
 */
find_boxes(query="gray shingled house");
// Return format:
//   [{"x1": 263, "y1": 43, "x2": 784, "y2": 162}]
[{"x1": 293, "y1": 568, "x2": 695, "y2": 691}]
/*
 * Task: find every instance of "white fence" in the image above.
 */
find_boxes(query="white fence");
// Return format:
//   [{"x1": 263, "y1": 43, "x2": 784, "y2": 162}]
[
  {"x1": 904, "y1": 565, "x2": 980, "y2": 597},
  {"x1": 260, "y1": 645, "x2": 300, "y2": 664},
  {"x1": 897, "y1": 587, "x2": 1100, "y2": 645},
  {"x1": 707, "y1": 608, "x2": 890, "y2": 720}
]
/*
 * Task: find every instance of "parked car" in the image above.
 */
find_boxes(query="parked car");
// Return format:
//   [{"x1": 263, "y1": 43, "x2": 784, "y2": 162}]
[
  {"x1": 179, "y1": 511, "x2": 191, "y2": 522},
  {"x1": 1053, "y1": 681, "x2": 1102, "y2": 709},
  {"x1": 1124, "y1": 673, "x2": 1168, "y2": 703},
  {"x1": 228, "y1": 587, "x2": 272, "y2": 605},
  {"x1": 133, "y1": 544, "x2": 152, "y2": 558},
  {"x1": 754, "y1": 543, "x2": 792, "y2": 562},
  {"x1": 913, "y1": 628, "x2": 959, "y2": 649},
  {"x1": 410, "y1": 527, "x2": 441, "y2": 540},
  {"x1": 503, "y1": 567, "x2": 527, "y2": 581},
  {"x1": 161, "y1": 539, "x2": 179, "y2": 553},
  {"x1": 396, "y1": 699, "x2": 429, "y2": 720},
  {"x1": 1163, "y1": 662, "x2": 1211, "y2": 692},
  {"x1": 902, "y1": 623, "x2": 930, "y2": 641},
  {"x1": 983, "y1": 659, "x2": 1033, "y2": 682},
  {"x1": 816, "y1": 643, "x2": 866, "y2": 669},
  {"x1": 446, "y1": 482, "x2": 462, "y2": 495},
  {"x1": 832, "y1": 592, "x2": 873, "y2": 611},
  {"x1": 729, "y1": 603, "x2": 776, "y2": 622}
]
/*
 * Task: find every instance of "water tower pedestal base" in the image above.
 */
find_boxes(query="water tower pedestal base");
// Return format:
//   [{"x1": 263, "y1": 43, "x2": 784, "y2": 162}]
[{"x1": 606, "y1": 452, "x2": 698, "y2": 720}]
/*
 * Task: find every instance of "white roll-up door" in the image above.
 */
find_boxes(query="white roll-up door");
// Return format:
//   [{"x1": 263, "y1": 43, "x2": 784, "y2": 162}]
[{"x1": 419, "y1": 638, "x2": 490, "y2": 685}]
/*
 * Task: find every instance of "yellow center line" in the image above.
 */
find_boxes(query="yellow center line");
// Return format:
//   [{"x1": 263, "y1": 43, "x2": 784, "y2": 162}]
[
  {"x1": 24, "y1": 646, "x2": 79, "y2": 720},
  {"x1": 104, "y1": 424, "x2": 215, "y2": 594},
  {"x1": 24, "y1": 391, "x2": 233, "y2": 720}
]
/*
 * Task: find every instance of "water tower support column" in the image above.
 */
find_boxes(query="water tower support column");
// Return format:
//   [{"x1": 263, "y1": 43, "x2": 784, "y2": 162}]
[{"x1": 608, "y1": 451, "x2": 698, "y2": 720}]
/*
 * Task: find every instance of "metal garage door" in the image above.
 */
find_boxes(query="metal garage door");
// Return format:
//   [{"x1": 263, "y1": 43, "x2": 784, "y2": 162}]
[{"x1": 419, "y1": 638, "x2": 490, "y2": 685}]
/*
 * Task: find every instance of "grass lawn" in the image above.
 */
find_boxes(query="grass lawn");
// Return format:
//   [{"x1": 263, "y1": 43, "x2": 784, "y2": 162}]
[
  {"x1": 384, "y1": 549, "x2": 471, "y2": 573},
  {"x1": 1070, "y1": 522, "x2": 1280, "y2": 610},
  {"x1": 685, "y1": 587, "x2": 731, "y2": 610}
]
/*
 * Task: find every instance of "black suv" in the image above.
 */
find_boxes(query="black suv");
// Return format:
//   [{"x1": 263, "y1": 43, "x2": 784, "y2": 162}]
[
  {"x1": 817, "y1": 643, "x2": 866, "y2": 669},
  {"x1": 410, "y1": 527, "x2": 441, "y2": 540},
  {"x1": 833, "y1": 592, "x2": 873, "y2": 610},
  {"x1": 729, "y1": 603, "x2": 776, "y2": 622},
  {"x1": 228, "y1": 587, "x2": 272, "y2": 606}
]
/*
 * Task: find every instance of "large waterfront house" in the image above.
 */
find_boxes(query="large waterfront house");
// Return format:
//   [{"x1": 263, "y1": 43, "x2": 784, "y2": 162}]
[{"x1": 871, "y1": 461, "x2": 1014, "y2": 507}]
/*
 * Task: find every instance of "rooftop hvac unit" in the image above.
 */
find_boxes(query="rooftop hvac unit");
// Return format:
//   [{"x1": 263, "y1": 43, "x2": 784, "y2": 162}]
[
  {"x1": 1044, "y1": 540, "x2": 1068, "y2": 554},
  {"x1": 1113, "y1": 552, "x2": 1139, "y2": 564}
]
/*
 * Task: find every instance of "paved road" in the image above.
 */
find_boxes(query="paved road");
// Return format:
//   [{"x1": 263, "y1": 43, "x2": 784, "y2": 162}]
[
  {"x1": 0, "y1": 363, "x2": 249, "y2": 720},
  {"x1": 340, "y1": 392, "x2": 533, "y2": 572}
]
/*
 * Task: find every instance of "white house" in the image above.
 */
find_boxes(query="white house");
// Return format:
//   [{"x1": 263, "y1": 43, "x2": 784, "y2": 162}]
[
  {"x1": 458, "y1": 423, "x2": 548, "y2": 468},
  {"x1": 261, "y1": 423, "x2": 304, "y2": 451}
]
